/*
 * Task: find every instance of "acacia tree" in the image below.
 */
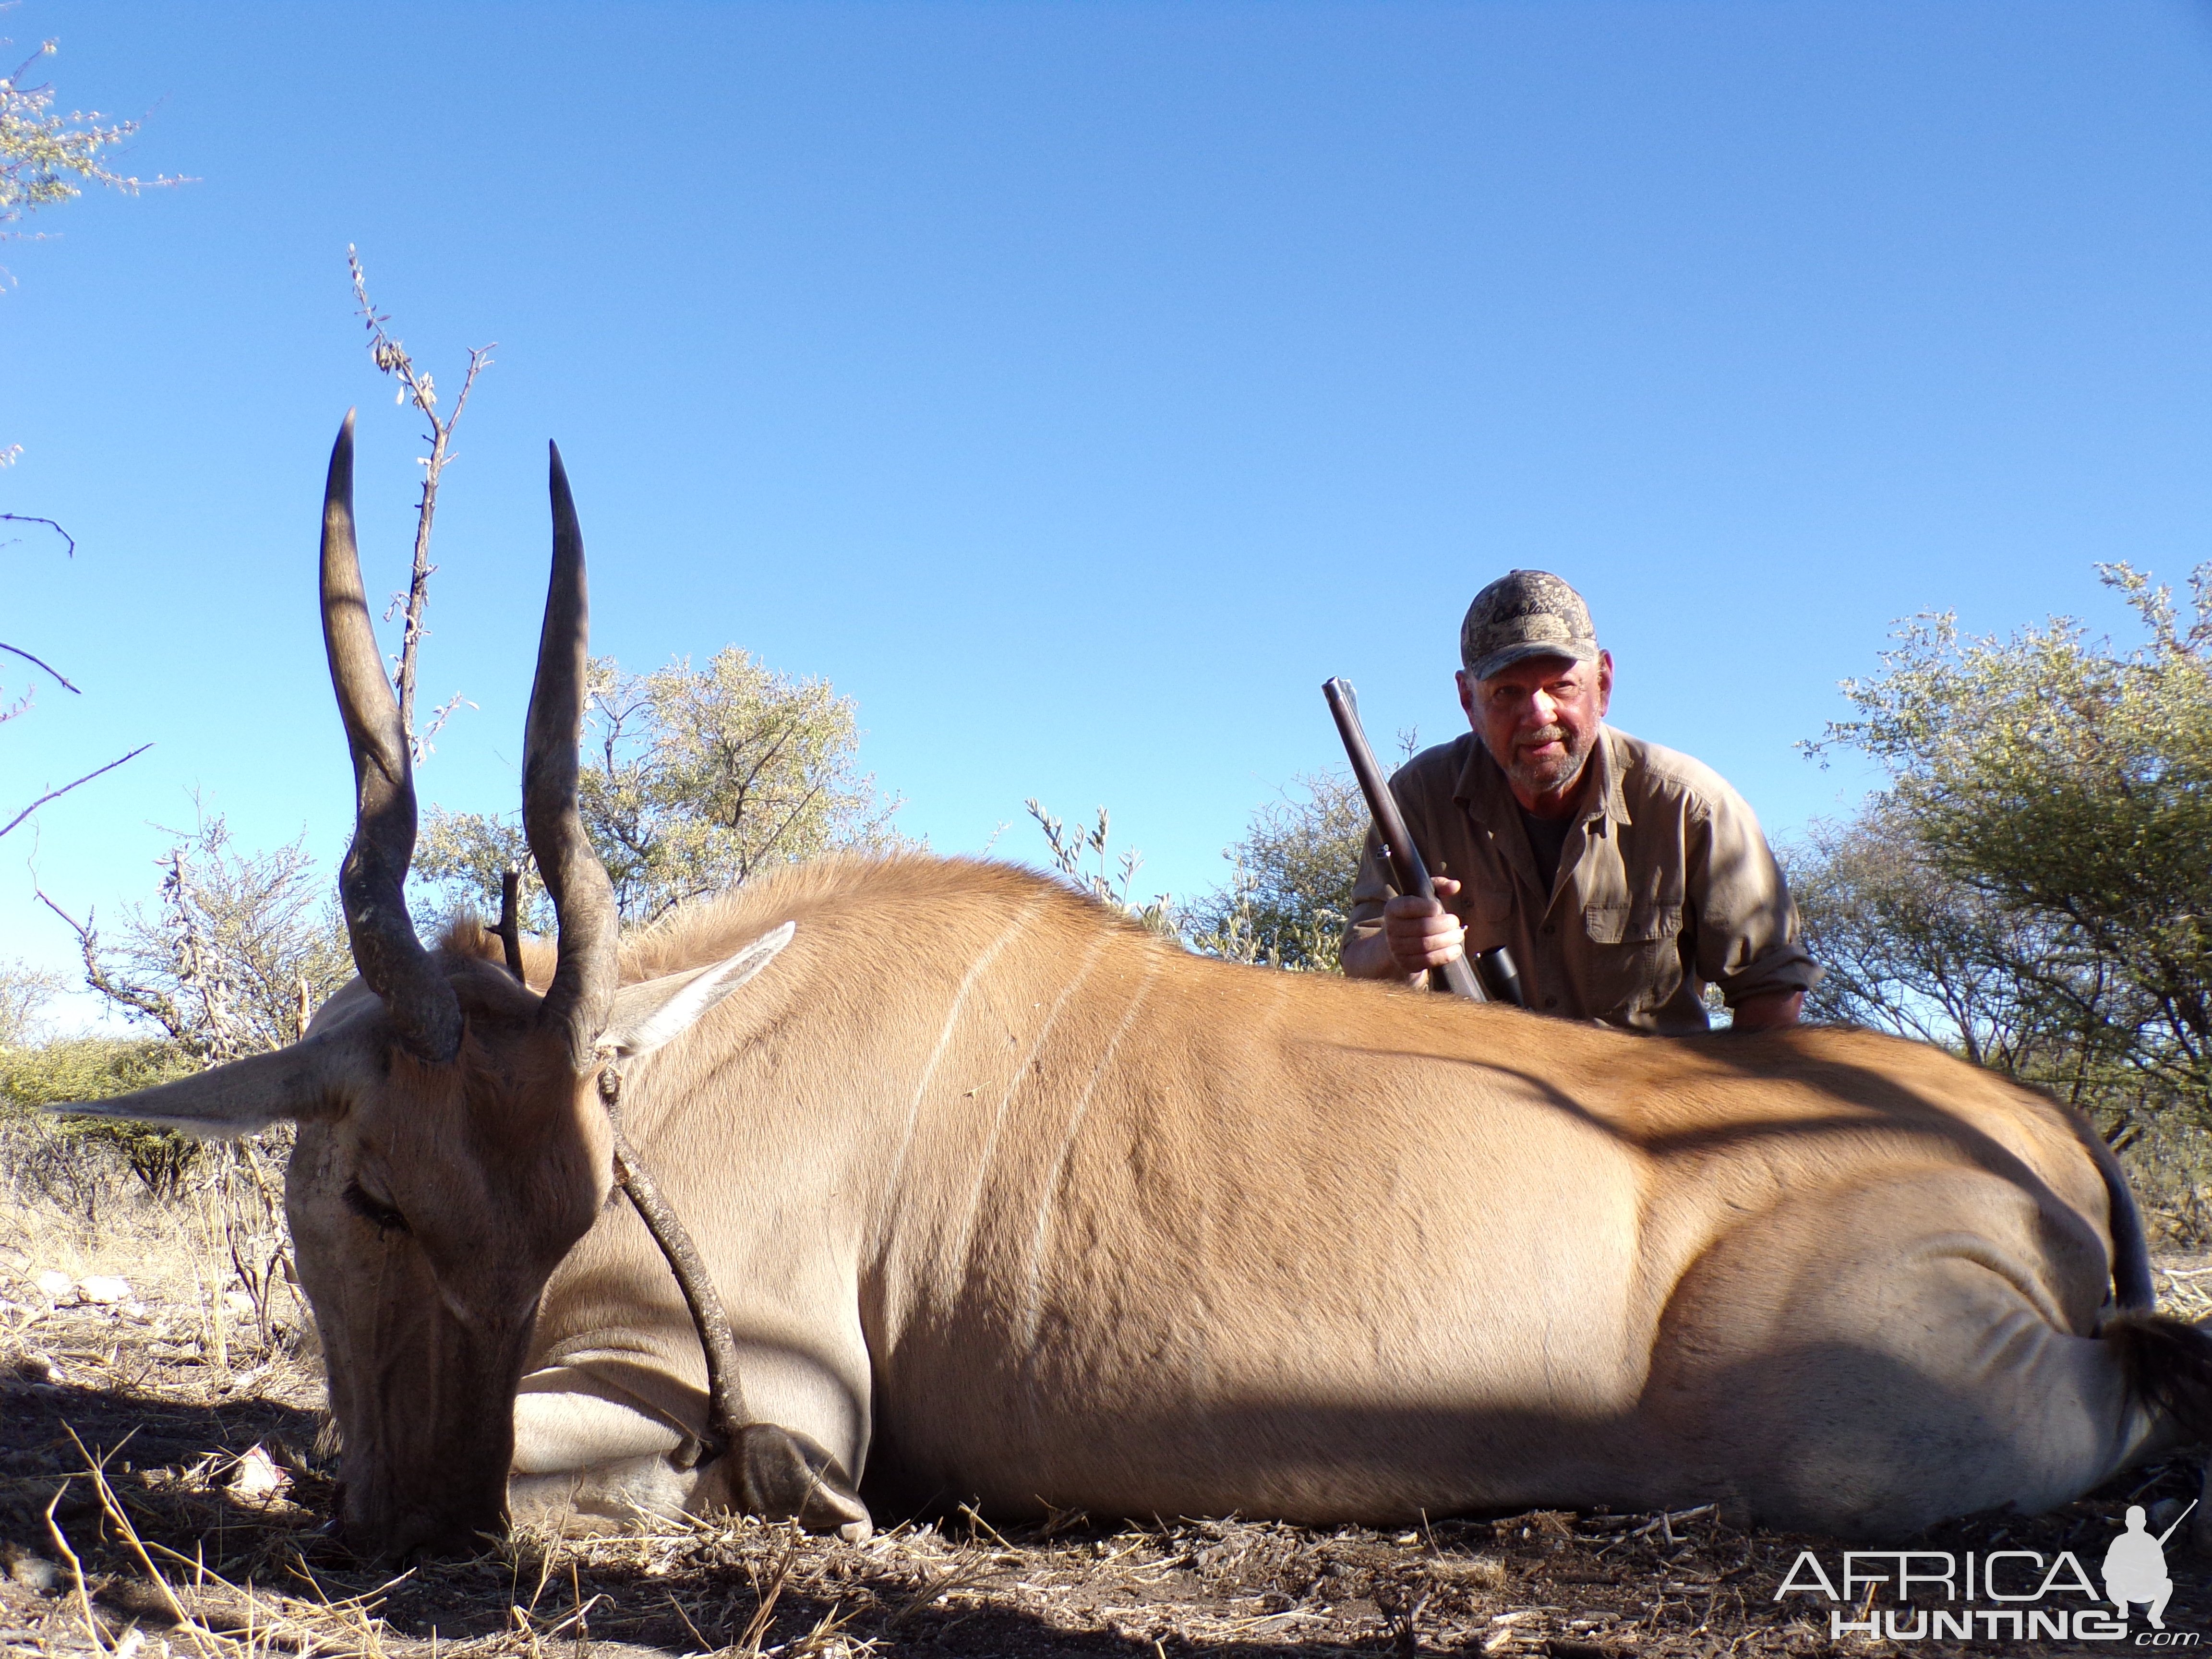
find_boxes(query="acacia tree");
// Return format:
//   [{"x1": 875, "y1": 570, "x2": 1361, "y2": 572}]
[
  {"x1": 418, "y1": 647, "x2": 902, "y2": 927},
  {"x1": 0, "y1": 37, "x2": 173, "y2": 236},
  {"x1": 1183, "y1": 771, "x2": 1368, "y2": 970},
  {"x1": 41, "y1": 814, "x2": 354, "y2": 1063},
  {"x1": 1784, "y1": 804, "x2": 2146, "y2": 1113},
  {"x1": 1806, "y1": 563, "x2": 2212, "y2": 1120},
  {"x1": 0, "y1": 957, "x2": 58, "y2": 1050},
  {"x1": 3, "y1": 30, "x2": 180, "y2": 473}
]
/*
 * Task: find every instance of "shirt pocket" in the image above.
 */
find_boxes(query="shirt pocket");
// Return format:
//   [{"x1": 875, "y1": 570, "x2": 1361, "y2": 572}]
[{"x1": 1582, "y1": 900, "x2": 1686, "y2": 1017}]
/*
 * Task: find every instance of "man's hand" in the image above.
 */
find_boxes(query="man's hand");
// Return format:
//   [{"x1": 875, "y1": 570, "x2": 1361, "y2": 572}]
[
  {"x1": 1343, "y1": 877, "x2": 1467, "y2": 985},
  {"x1": 1730, "y1": 989, "x2": 1804, "y2": 1032}
]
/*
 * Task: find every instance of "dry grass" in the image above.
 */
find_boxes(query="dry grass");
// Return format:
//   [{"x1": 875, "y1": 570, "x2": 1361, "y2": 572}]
[
  {"x1": 2124, "y1": 1118, "x2": 2212, "y2": 1248},
  {"x1": 0, "y1": 1104, "x2": 313, "y2": 1382},
  {"x1": 3, "y1": 1114, "x2": 2211, "y2": 1657}
]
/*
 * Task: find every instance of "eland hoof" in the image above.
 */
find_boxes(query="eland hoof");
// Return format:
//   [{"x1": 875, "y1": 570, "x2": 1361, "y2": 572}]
[{"x1": 737, "y1": 1423, "x2": 872, "y2": 1536}]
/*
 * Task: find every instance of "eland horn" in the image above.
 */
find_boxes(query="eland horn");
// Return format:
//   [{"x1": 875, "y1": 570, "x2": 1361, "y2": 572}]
[
  {"x1": 524, "y1": 442, "x2": 620, "y2": 1067},
  {"x1": 319, "y1": 411, "x2": 464, "y2": 1063}
]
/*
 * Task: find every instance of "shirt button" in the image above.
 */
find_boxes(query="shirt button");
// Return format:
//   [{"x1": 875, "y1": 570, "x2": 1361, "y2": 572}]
[
  {"x1": 1542, "y1": 924, "x2": 1556, "y2": 936},
  {"x1": 1544, "y1": 996, "x2": 1558, "y2": 1009}
]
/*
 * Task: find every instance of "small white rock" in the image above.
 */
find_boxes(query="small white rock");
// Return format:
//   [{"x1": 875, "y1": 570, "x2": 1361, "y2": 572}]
[
  {"x1": 7, "y1": 1553, "x2": 58, "y2": 1591},
  {"x1": 227, "y1": 1443, "x2": 291, "y2": 1500},
  {"x1": 77, "y1": 1275, "x2": 132, "y2": 1305}
]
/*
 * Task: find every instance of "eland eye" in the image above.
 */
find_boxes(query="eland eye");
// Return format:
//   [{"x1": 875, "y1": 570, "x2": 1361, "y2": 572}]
[{"x1": 343, "y1": 1179, "x2": 410, "y2": 1235}]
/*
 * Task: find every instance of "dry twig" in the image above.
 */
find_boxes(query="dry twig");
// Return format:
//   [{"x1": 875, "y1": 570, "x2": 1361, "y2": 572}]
[
  {"x1": 345, "y1": 246, "x2": 493, "y2": 762},
  {"x1": 1, "y1": 744, "x2": 151, "y2": 841}
]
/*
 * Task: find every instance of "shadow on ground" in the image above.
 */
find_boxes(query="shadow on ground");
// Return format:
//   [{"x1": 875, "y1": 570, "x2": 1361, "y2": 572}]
[{"x1": 3, "y1": 1367, "x2": 2210, "y2": 1656}]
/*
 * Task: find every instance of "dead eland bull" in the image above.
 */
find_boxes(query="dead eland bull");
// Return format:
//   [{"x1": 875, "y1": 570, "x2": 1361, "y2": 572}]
[{"x1": 61, "y1": 419, "x2": 2212, "y2": 1560}]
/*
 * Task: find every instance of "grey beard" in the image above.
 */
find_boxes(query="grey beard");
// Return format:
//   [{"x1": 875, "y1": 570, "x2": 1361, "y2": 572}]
[{"x1": 1507, "y1": 736, "x2": 1594, "y2": 800}]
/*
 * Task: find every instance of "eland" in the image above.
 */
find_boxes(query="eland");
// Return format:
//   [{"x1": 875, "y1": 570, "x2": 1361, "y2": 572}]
[{"x1": 62, "y1": 418, "x2": 2212, "y2": 1560}]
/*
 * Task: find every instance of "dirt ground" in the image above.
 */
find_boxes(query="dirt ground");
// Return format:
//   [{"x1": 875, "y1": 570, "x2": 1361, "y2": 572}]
[{"x1": 3, "y1": 1249, "x2": 2211, "y2": 1658}]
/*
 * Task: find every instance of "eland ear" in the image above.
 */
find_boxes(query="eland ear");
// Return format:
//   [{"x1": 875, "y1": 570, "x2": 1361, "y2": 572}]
[
  {"x1": 47, "y1": 1041, "x2": 351, "y2": 1139},
  {"x1": 600, "y1": 922, "x2": 795, "y2": 1066}
]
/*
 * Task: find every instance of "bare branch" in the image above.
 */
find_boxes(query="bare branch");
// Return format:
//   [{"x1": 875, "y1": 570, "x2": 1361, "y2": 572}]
[
  {"x1": 415, "y1": 689, "x2": 475, "y2": 757},
  {"x1": 448, "y1": 342, "x2": 493, "y2": 433},
  {"x1": 37, "y1": 886, "x2": 189, "y2": 1038},
  {"x1": 0, "y1": 639, "x2": 80, "y2": 692},
  {"x1": 0, "y1": 513, "x2": 76, "y2": 556},
  {"x1": 0, "y1": 743, "x2": 151, "y2": 841},
  {"x1": 346, "y1": 245, "x2": 494, "y2": 760}
]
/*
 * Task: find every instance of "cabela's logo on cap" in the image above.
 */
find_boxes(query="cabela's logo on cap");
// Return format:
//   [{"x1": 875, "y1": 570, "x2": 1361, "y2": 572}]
[{"x1": 1459, "y1": 570, "x2": 1600, "y2": 681}]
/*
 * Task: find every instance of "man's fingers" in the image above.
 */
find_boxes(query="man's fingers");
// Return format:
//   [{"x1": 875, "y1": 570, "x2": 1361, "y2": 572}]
[
  {"x1": 1383, "y1": 914, "x2": 1460, "y2": 943},
  {"x1": 1382, "y1": 892, "x2": 1445, "y2": 920},
  {"x1": 1385, "y1": 915, "x2": 1465, "y2": 974},
  {"x1": 1380, "y1": 883, "x2": 1468, "y2": 974}
]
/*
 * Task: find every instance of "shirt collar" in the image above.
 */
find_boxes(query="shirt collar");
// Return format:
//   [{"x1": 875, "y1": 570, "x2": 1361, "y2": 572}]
[{"x1": 1452, "y1": 724, "x2": 1633, "y2": 830}]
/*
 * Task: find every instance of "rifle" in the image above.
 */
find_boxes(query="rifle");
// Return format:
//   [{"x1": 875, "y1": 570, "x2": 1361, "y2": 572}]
[
  {"x1": 2158, "y1": 1498, "x2": 2198, "y2": 1548},
  {"x1": 1323, "y1": 677, "x2": 1526, "y2": 1007}
]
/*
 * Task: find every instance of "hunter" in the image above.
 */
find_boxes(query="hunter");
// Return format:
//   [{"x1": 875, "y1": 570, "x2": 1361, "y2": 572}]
[{"x1": 1340, "y1": 570, "x2": 1818, "y2": 1034}]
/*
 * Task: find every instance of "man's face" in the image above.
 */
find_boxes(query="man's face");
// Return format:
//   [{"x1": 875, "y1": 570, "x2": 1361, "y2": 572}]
[{"x1": 1456, "y1": 651, "x2": 1614, "y2": 806}]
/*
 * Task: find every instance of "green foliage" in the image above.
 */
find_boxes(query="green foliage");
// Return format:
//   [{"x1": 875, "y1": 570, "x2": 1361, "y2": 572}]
[
  {"x1": 1021, "y1": 772, "x2": 1369, "y2": 967},
  {"x1": 1806, "y1": 563, "x2": 2212, "y2": 1120},
  {"x1": 419, "y1": 647, "x2": 902, "y2": 927},
  {"x1": 0, "y1": 1035, "x2": 201, "y2": 1195},
  {"x1": 1185, "y1": 771, "x2": 1367, "y2": 971},
  {"x1": 0, "y1": 37, "x2": 174, "y2": 236},
  {"x1": 1786, "y1": 803, "x2": 2140, "y2": 1105},
  {"x1": 0, "y1": 1033, "x2": 190, "y2": 1107},
  {"x1": 413, "y1": 805, "x2": 531, "y2": 926},
  {"x1": 1024, "y1": 800, "x2": 1175, "y2": 934}
]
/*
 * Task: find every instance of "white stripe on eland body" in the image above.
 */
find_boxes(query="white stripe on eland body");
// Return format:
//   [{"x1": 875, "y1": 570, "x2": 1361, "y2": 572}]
[
  {"x1": 944, "y1": 932, "x2": 1113, "y2": 1278},
  {"x1": 1017, "y1": 957, "x2": 1163, "y2": 1352},
  {"x1": 878, "y1": 905, "x2": 1039, "y2": 1223}
]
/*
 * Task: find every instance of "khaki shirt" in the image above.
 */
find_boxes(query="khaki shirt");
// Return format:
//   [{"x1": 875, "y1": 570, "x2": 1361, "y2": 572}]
[{"x1": 1343, "y1": 726, "x2": 1820, "y2": 1034}]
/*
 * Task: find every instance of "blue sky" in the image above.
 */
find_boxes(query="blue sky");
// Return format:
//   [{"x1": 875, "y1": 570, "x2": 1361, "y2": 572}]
[{"x1": 7, "y1": 1, "x2": 2212, "y2": 1023}]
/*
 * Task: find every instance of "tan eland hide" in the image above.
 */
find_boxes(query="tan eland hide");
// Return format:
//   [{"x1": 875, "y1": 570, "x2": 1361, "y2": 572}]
[{"x1": 501, "y1": 853, "x2": 2171, "y2": 1539}]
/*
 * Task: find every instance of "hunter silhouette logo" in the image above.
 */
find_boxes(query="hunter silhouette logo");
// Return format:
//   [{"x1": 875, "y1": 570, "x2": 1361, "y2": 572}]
[
  {"x1": 1774, "y1": 1500, "x2": 2198, "y2": 1643},
  {"x1": 2105, "y1": 1502, "x2": 2192, "y2": 1631}
]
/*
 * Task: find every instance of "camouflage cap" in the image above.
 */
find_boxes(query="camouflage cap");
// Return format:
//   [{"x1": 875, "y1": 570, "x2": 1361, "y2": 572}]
[{"x1": 1460, "y1": 570, "x2": 1600, "y2": 680}]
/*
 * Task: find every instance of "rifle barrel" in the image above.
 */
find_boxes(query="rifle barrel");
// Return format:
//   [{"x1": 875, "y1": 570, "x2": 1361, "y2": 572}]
[
  {"x1": 1323, "y1": 678, "x2": 1487, "y2": 1003},
  {"x1": 2156, "y1": 1498, "x2": 2198, "y2": 1547}
]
